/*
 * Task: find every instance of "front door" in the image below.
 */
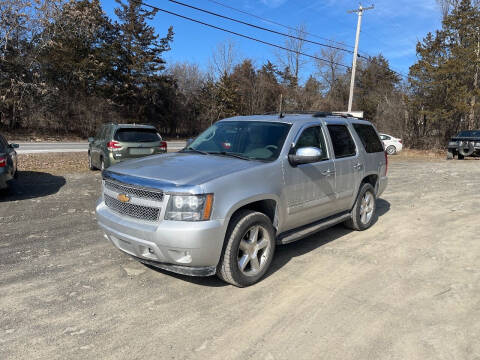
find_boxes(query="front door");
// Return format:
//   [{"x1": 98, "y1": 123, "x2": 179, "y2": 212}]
[{"x1": 283, "y1": 125, "x2": 337, "y2": 230}]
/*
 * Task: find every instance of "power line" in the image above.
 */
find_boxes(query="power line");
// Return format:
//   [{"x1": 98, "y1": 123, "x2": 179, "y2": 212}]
[
  {"x1": 204, "y1": 0, "x2": 356, "y2": 51},
  {"x1": 166, "y1": 0, "x2": 357, "y2": 56},
  {"x1": 168, "y1": 0, "x2": 408, "y2": 79},
  {"x1": 134, "y1": 0, "x2": 350, "y2": 68}
]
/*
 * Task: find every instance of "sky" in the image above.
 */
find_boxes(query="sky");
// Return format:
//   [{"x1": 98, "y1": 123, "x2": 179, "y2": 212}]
[{"x1": 99, "y1": 0, "x2": 443, "y2": 81}]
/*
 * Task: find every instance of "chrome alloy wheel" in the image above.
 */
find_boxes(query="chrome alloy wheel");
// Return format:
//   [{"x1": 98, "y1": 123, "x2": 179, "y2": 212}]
[
  {"x1": 360, "y1": 192, "x2": 374, "y2": 224},
  {"x1": 237, "y1": 225, "x2": 272, "y2": 276}
]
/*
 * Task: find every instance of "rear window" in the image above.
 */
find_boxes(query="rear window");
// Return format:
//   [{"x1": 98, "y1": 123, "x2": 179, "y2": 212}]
[
  {"x1": 353, "y1": 124, "x2": 384, "y2": 153},
  {"x1": 114, "y1": 128, "x2": 161, "y2": 142},
  {"x1": 457, "y1": 130, "x2": 480, "y2": 137},
  {"x1": 0, "y1": 135, "x2": 7, "y2": 152}
]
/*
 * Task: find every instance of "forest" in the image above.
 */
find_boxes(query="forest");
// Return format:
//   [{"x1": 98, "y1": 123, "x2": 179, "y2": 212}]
[{"x1": 1, "y1": 0, "x2": 479, "y2": 148}]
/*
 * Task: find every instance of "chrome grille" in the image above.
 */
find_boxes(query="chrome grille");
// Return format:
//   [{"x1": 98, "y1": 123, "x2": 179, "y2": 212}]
[
  {"x1": 104, "y1": 179, "x2": 164, "y2": 202},
  {"x1": 104, "y1": 194, "x2": 160, "y2": 221}
]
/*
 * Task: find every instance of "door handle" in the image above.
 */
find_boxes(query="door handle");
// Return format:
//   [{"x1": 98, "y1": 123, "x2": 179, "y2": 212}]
[
  {"x1": 353, "y1": 163, "x2": 363, "y2": 170},
  {"x1": 321, "y1": 169, "x2": 335, "y2": 176}
]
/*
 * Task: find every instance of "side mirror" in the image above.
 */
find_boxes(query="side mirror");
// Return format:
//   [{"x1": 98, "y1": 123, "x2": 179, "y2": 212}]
[
  {"x1": 88, "y1": 137, "x2": 94, "y2": 143},
  {"x1": 288, "y1": 147, "x2": 323, "y2": 166},
  {"x1": 10, "y1": 143, "x2": 19, "y2": 149},
  {"x1": 185, "y1": 138, "x2": 194, "y2": 147}
]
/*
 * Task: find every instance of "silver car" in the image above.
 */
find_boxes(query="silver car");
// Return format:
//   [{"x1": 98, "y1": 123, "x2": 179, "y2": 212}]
[{"x1": 96, "y1": 113, "x2": 388, "y2": 286}]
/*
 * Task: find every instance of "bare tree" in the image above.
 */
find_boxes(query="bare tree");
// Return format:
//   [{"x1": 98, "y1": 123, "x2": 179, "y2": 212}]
[
  {"x1": 315, "y1": 47, "x2": 345, "y2": 93},
  {"x1": 210, "y1": 39, "x2": 240, "y2": 79},
  {"x1": 276, "y1": 24, "x2": 308, "y2": 84}
]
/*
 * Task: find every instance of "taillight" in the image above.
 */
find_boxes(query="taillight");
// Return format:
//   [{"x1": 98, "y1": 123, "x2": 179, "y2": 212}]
[
  {"x1": 107, "y1": 141, "x2": 122, "y2": 151},
  {"x1": 385, "y1": 151, "x2": 388, "y2": 175},
  {"x1": 159, "y1": 141, "x2": 167, "y2": 152},
  {"x1": 0, "y1": 156, "x2": 6, "y2": 167}
]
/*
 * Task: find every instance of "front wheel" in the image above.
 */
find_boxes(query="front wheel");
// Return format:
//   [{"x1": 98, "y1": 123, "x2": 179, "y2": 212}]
[
  {"x1": 217, "y1": 210, "x2": 275, "y2": 287},
  {"x1": 344, "y1": 183, "x2": 377, "y2": 231}
]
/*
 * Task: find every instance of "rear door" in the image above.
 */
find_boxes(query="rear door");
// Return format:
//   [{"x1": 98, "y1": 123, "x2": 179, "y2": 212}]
[
  {"x1": 326, "y1": 123, "x2": 361, "y2": 213},
  {"x1": 283, "y1": 124, "x2": 337, "y2": 230},
  {"x1": 114, "y1": 128, "x2": 162, "y2": 159}
]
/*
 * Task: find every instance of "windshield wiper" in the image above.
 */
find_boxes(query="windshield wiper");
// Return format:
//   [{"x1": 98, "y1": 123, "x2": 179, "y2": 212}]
[
  {"x1": 208, "y1": 151, "x2": 252, "y2": 161},
  {"x1": 181, "y1": 147, "x2": 209, "y2": 155}
]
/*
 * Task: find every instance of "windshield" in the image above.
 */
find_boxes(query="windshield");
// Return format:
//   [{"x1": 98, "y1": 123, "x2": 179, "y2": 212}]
[
  {"x1": 187, "y1": 121, "x2": 291, "y2": 161},
  {"x1": 114, "y1": 128, "x2": 161, "y2": 142},
  {"x1": 456, "y1": 130, "x2": 480, "y2": 138}
]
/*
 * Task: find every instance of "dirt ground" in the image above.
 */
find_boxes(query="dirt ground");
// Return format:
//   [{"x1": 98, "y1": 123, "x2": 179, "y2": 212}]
[{"x1": 1, "y1": 159, "x2": 479, "y2": 360}]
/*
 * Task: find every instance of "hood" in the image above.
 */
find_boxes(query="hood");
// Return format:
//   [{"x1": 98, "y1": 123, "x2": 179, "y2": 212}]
[{"x1": 107, "y1": 152, "x2": 262, "y2": 187}]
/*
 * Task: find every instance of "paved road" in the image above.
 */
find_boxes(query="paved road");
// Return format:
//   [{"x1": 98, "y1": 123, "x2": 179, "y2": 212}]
[
  {"x1": 1, "y1": 160, "x2": 479, "y2": 359},
  {"x1": 16, "y1": 141, "x2": 186, "y2": 154}
]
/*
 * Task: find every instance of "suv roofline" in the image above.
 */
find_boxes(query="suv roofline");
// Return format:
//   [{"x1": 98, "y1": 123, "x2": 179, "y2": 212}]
[{"x1": 220, "y1": 113, "x2": 371, "y2": 125}]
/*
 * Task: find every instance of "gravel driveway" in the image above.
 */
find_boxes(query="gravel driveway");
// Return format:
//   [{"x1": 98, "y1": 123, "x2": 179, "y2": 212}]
[{"x1": 1, "y1": 159, "x2": 479, "y2": 360}]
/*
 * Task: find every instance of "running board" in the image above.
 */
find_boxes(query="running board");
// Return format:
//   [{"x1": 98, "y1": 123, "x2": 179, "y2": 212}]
[{"x1": 277, "y1": 212, "x2": 351, "y2": 245}]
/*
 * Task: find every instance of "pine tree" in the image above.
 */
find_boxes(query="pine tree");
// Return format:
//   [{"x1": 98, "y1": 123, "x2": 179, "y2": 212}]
[{"x1": 114, "y1": 0, "x2": 174, "y2": 120}]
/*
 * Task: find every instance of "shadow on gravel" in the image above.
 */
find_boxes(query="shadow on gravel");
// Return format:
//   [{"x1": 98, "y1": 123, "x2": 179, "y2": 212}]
[
  {"x1": 143, "y1": 264, "x2": 228, "y2": 287},
  {"x1": 264, "y1": 198, "x2": 391, "y2": 281},
  {"x1": 144, "y1": 199, "x2": 391, "y2": 287},
  {"x1": 0, "y1": 171, "x2": 66, "y2": 202}
]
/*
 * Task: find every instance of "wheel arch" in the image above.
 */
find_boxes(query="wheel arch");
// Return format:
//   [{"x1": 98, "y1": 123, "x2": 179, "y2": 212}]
[{"x1": 224, "y1": 196, "x2": 280, "y2": 233}]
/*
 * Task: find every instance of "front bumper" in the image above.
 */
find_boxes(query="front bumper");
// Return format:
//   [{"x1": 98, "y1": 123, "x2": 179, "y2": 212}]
[{"x1": 96, "y1": 200, "x2": 226, "y2": 274}]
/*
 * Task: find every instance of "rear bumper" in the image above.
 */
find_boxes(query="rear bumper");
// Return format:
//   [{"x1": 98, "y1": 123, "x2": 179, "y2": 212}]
[
  {"x1": 0, "y1": 169, "x2": 10, "y2": 189},
  {"x1": 377, "y1": 176, "x2": 388, "y2": 197},
  {"x1": 96, "y1": 199, "x2": 227, "y2": 271}
]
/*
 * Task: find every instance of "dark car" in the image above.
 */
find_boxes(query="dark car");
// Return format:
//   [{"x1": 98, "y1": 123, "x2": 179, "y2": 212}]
[
  {"x1": 447, "y1": 130, "x2": 480, "y2": 159},
  {"x1": 88, "y1": 123, "x2": 167, "y2": 170},
  {"x1": 0, "y1": 134, "x2": 19, "y2": 190}
]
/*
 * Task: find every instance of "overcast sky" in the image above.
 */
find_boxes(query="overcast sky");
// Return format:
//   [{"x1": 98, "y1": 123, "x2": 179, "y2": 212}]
[{"x1": 100, "y1": 0, "x2": 443, "y2": 80}]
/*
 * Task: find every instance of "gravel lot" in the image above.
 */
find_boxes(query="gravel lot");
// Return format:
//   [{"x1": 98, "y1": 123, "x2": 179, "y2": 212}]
[{"x1": 1, "y1": 159, "x2": 479, "y2": 360}]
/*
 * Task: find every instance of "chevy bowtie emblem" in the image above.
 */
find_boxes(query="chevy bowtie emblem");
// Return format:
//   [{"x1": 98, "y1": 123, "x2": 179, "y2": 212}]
[{"x1": 117, "y1": 193, "x2": 130, "y2": 203}]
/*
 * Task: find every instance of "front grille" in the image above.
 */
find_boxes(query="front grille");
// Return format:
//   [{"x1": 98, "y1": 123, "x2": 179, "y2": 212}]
[
  {"x1": 104, "y1": 179, "x2": 164, "y2": 202},
  {"x1": 105, "y1": 194, "x2": 160, "y2": 221}
]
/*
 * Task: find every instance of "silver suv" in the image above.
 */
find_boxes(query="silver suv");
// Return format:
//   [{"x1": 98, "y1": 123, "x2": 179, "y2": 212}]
[{"x1": 96, "y1": 113, "x2": 388, "y2": 286}]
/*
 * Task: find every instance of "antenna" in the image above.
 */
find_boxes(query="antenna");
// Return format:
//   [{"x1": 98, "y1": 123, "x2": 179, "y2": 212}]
[{"x1": 279, "y1": 94, "x2": 284, "y2": 118}]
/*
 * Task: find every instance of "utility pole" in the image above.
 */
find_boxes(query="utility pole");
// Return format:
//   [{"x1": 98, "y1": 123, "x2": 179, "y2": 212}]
[{"x1": 347, "y1": 4, "x2": 374, "y2": 113}]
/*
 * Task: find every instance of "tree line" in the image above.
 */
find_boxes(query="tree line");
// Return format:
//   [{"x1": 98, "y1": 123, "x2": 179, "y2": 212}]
[{"x1": 1, "y1": 0, "x2": 479, "y2": 147}]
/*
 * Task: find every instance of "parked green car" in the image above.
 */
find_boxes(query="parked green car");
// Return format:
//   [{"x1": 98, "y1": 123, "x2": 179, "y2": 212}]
[
  {"x1": 88, "y1": 124, "x2": 167, "y2": 170},
  {"x1": 0, "y1": 134, "x2": 19, "y2": 190}
]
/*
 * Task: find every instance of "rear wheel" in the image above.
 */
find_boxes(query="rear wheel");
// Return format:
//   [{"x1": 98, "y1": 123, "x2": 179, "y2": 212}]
[
  {"x1": 88, "y1": 152, "x2": 96, "y2": 170},
  {"x1": 217, "y1": 210, "x2": 275, "y2": 287},
  {"x1": 344, "y1": 183, "x2": 377, "y2": 231},
  {"x1": 386, "y1": 145, "x2": 397, "y2": 155}
]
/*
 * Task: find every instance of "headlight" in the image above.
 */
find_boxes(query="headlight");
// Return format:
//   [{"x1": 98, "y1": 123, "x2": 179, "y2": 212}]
[
  {"x1": 165, "y1": 194, "x2": 214, "y2": 221},
  {"x1": 475, "y1": 142, "x2": 480, "y2": 147}
]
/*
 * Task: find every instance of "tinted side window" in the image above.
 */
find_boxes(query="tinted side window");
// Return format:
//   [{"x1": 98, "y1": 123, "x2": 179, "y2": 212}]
[
  {"x1": 353, "y1": 124, "x2": 384, "y2": 153},
  {"x1": 327, "y1": 125, "x2": 356, "y2": 158},
  {"x1": 295, "y1": 126, "x2": 328, "y2": 160}
]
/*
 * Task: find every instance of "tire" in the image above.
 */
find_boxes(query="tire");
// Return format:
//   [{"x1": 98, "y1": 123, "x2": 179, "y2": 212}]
[
  {"x1": 446, "y1": 150, "x2": 454, "y2": 160},
  {"x1": 458, "y1": 154, "x2": 465, "y2": 160},
  {"x1": 217, "y1": 210, "x2": 276, "y2": 287},
  {"x1": 386, "y1": 145, "x2": 396, "y2": 155},
  {"x1": 458, "y1": 141, "x2": 474, "y2": 157},
  {"x1": 344, "y1": 183, "x2": 377, "y2": 231},
  {"x1": 100, "y1": 157, "x2": 105, "y2": 171},
  {"x1": 88, "y1": 152, "x2": 96, "y2": 170}
]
